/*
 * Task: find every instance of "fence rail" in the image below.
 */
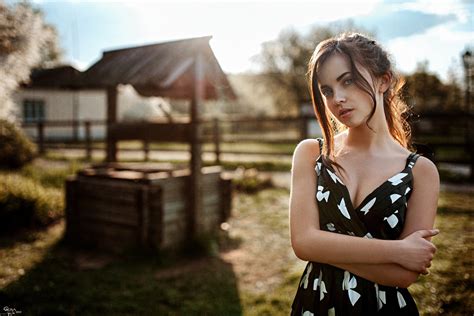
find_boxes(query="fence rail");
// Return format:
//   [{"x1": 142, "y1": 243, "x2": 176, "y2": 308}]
[{"x1": 21, "y1": 112, "x2": 474, "y2": 179}]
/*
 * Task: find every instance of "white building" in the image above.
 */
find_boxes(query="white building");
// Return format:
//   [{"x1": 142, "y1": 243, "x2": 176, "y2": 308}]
[{"x1": 14, "y1": 66, "x2": 172, "y2": 141}]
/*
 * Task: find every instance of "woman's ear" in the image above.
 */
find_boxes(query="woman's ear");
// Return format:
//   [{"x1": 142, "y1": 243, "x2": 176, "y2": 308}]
[{"x1": 378, "y1": 73, "x2": 391, "y2": 93}]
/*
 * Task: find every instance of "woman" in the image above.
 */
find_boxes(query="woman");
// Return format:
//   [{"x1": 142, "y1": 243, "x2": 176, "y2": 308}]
[{"x1": 289, "y1": 33, "x2": 440, "y2": 315}]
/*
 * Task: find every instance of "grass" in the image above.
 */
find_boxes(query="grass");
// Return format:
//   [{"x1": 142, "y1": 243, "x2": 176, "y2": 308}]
[{"x1": 0, "y1": 157, "x2": 471, "y2": 315}]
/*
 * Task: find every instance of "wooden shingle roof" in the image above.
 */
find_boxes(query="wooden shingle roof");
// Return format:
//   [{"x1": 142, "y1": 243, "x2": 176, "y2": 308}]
[{"x1": 81, "y1": 36, "x2": 235, "y2": 100}]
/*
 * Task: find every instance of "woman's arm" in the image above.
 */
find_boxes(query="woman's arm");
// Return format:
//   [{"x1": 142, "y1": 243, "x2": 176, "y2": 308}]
[
  {"x1": 332, "y1": 263, "x2": 417, "y2": 288},
  {"x1": 289, "y1": 140, "x2": 437, "y2": 272}
]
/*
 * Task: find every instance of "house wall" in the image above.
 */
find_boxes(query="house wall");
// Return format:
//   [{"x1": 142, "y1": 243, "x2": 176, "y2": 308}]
[
  {"x1": 14, "y1": 85, "x2": 170, "y2": 141},
  {"x1": 14, "y1": 89, "x2": 107, "y2": 140}
]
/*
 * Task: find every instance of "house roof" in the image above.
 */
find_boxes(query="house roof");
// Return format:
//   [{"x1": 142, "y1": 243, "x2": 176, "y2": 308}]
[
  {"x1": 81, "y1": 36, "x2": 236, "y2": 100},
  {"x1": 23, "y1": 65, "x2": 82, "y2": 89}
]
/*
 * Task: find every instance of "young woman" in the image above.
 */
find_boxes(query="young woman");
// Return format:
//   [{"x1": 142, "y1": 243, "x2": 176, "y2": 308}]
[{"x1": 289, "y1": 33, "x2": 440, "y2": 315}]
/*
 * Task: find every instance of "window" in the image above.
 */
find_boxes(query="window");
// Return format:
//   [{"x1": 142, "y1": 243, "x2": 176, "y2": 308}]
[{"x1": 23, "y1": 99, "x2": 45, "y2": 123}]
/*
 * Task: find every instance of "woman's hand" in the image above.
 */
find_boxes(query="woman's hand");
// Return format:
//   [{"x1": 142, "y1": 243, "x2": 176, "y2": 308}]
[{"x1": 397, "y1": 229, "x2": 439, "y2": 274}]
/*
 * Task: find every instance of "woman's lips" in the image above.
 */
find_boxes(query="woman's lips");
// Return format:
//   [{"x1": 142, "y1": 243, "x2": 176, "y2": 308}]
[{"x1": 339, "y1": 109, "x2": 353, "y2": 118}]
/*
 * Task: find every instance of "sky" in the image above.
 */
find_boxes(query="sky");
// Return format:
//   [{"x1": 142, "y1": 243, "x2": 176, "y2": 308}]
[{"x1": 7, "y1": 0, "x2": 474, "y2": 82}]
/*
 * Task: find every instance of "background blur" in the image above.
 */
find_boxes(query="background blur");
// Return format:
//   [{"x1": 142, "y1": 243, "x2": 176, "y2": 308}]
[{"x1": 0, "y1": 0, "x2": 472, "y2": 315}]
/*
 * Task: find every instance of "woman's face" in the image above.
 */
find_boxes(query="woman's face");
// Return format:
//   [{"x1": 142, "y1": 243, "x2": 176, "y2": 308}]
[{"x1": 317, "y1": 53, "x2": 379, "y2": 128}]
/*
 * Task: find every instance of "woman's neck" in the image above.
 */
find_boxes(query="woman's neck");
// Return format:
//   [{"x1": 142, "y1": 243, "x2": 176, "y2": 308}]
[{"x1": 342, "y1": 117, "x2": 396, "y2": 156}]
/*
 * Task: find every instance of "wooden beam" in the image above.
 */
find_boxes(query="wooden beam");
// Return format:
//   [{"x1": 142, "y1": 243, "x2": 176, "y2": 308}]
[
  {"x1": 188, "y1": 52, "x2": 205, "y2": 240},
  {"x1": 106, "y1": 86, "x2": 117, "y2": 162}
]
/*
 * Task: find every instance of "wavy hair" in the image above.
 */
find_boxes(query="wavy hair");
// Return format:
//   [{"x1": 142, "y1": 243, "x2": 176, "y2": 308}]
[{"x1": 307, "y1": 32, "x2": 414, "y2": 173}]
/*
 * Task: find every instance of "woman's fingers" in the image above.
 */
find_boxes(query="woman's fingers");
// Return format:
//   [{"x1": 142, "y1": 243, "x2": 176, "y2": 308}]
[{"x1": 417, "y1": 229, "x2": 440, "y2": 239}]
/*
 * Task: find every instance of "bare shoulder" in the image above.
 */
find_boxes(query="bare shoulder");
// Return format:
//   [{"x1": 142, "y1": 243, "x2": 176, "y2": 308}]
[
  {"x1": 412, "y1": 155, "x2": 440, "y2": 188},
  {"x1": 292, "y1": 139, "x2": 321, "y2": 166}
]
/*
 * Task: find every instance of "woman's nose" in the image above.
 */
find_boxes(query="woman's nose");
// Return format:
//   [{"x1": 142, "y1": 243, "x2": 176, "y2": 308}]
[{"x1": 334, "y1": 89, "x2": 346, "y2": 103}]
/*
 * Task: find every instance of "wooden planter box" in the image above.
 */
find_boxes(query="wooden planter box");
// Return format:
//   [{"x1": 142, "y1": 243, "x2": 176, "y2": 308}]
[{"x1": 65, "y1": 163, "x2": 232, "y2": 253}]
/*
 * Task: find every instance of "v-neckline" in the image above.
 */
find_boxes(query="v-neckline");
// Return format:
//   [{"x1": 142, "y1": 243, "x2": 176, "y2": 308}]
[{"x1": 318, "y1": 152, "x2": 415, "y2": 212}]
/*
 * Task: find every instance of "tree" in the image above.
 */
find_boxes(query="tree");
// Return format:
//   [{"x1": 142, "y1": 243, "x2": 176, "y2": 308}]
[
  {"x1": 0, "y1": 1, "x2": 62, "y2": 120},
  {"x1": 401, "y1": 61, "x2": 464, "y2": 113},
  {"x1": 253, "y1": 21, "x2": 371, "y2": 116}
]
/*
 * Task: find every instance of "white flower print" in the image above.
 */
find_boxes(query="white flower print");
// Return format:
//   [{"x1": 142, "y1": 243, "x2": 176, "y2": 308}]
[
  {"x1": 326, "y1": 168, "x2": 345, "y2": 185},
  {"x1": 388, "y1": 173, "x2": 408, "y2": 186},
  {"x1": 397, "y1": 290, "x2": 407, "y2": 308},
  {"x1": 374, "y1": 283, "x2": 386, "y2": 311},
  {"x1": 342, "y1": 271, "x2": 361, "y2": 306},
  {"x1": 313, "y1": 270, "x2": 327, "y2": 301},
  {"x1": 317, "y1": 185, "x2": 330, "y2": 202},
  {"x1": 390, "y1": 194, "x2": 401, "y2": 203},
  {"x1": 384, "y1": 210, "x2": 399, "y2": 228},
  {"x1": 360, "y1": 197, "x2": 376, "y2": 215},
  {"x1": 300, "y1": 263, "x2": 312, "y2": 289},
  {"x1": 338, "y1": 198, "x2": 351, "y2": 219},
  {"x1": 315, "y1": 162, "x2": 322, "y2": 176},
  {"x1": 326, "y1": 223, "x2": 336, "y2": 232}
]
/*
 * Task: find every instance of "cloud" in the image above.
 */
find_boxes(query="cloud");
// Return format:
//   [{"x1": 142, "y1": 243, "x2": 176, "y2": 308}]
[
  {"x1": 354, "y1": 10, "x2": 458, "y2": 41},
  {"x1": 386, "y1": 21, "x2": 473, "y2": 81}
]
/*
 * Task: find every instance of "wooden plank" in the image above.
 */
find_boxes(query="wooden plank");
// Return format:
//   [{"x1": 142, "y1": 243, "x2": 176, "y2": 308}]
[
  {"x1": 77, "y1": 198, "x2": 139, "y2": 224},
  {"x1": 109, "y1": 122, "x2": 192, "y2": 142},
  {"x1": 148, "y1": 187, "x2": 163, "y2": 249}
]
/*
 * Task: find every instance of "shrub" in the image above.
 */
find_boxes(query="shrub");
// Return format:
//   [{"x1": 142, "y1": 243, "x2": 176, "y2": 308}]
[
  {"x1": 0, "y1": 119, "x2": 37, "y2": 169},
  {"x1": 232, "y1": 167, "x2": 273, "y2": 194},
  {"x1": 0, "y1": 173, "x2": 63, "y2": 233}
]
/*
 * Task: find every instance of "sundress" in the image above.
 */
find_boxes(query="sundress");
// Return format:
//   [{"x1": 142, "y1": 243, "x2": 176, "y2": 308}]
[{"x1": 291, "y1": 137, "x2": 421, "y2": 315}]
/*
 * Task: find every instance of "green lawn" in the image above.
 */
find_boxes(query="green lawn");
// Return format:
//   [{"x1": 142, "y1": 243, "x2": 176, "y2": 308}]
[{"x1": 0, "y1": 159, "x2": 472, "y2": 315}]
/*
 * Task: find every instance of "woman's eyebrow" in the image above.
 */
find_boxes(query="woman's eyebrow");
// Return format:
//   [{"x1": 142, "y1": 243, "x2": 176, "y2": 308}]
[{"x1": 336, "y1": 71, "x2": 351, "y2": 81}]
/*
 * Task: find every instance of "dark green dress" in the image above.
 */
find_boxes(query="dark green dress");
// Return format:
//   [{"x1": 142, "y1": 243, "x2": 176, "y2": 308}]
[{"x1": 291, "y1": 138, "x2": 421, "y2": 316}]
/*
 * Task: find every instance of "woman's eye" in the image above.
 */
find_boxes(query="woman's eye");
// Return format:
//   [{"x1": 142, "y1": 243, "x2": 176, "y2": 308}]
[
  {"x1": 321, "y1": 89, "x2": 333, "y2": 97},
  {"x1": 344, "y1": 78, "x2": 353, "y2": 85}
]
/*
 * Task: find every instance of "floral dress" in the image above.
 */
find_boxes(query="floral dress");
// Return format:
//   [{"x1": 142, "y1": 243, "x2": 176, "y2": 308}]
[{"x1": 291, "y1": 138, "x2": 421, "y2": 316}]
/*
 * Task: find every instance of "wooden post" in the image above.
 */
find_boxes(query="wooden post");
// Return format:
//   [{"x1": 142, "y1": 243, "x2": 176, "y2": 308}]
[
  {"x1": 469, "y1": 113, "x2": 474, "y2": 182},
  {"x1": 38, "y1": 121, "x2": 45, "y2": 155},
  {"x1": 213, "y1": 117, "x2": 221, "y2": 165},
  {"x1": 143, "y1": 139, "x2": 150, "y2": 162},
  {"x1": 106, "y1": 86, "x2": 118, "y2": 162},
  {"x1": 300, "y1": 116, "x2": 309, "y2": 140},
  {"x1": 188, "y1": 52, "x2": 205, "y2": 240},
  {"x1": 85, "y1": 121, "x2": 92, "y2": 161},
  {"x1": 72, "y1": 119, "x2": 79, "y2": 142}
]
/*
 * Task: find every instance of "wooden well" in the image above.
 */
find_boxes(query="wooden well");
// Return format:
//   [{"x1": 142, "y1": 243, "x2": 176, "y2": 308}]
[{"x1": 65, "y1": 163, "x2": 232, "y2": 252}]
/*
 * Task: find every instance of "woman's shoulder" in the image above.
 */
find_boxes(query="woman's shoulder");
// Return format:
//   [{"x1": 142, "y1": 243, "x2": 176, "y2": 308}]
[
  {"x1": 411, "y1": 154, "x2": 439, "y2": 181},
  {"x1": 292, "y1": 139, "x2": 321, "y2": 165}
]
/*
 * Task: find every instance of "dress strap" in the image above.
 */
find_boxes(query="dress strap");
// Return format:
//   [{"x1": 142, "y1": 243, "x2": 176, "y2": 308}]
[
  {"x1": 406, "y1": 152, "x2": 421, "y2": 169},
  {"x1": 316, "y1": 137, "x2": 323, "y2": 153}
]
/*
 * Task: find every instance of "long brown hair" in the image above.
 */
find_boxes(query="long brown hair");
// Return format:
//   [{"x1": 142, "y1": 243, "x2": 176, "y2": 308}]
[{"x1": 308, "y1": 32, "x2": 414, "y2": 174}]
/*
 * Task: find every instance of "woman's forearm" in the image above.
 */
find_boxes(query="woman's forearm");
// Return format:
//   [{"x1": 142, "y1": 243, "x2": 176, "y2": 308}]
[
  {"x1": 331, "y1": 262, "x2": 419, "y2": 288},
  {"x1": 294, "y1": 228, "x2": 402, "y2": 265}
]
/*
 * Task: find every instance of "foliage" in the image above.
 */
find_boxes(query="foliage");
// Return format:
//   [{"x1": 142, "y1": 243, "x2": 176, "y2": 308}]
[
  {"x1": 0, "y1": 173, "x2": 63, "y2": 233},
  {"x1": 19, "y1": 160, "x2": 82, "y2": 188},
  {"x1": 0, "y1": 1, "x2": 62, "y2": 120},
  {"x1": 401, "y1": 61, "x2": 464, "y2": 113},
  {"x1": 0, "y1": 119, "x2": 36, "y2": 169},
  {"x1": 253, "y1": 21, "x2": 371, "y2": 116}
]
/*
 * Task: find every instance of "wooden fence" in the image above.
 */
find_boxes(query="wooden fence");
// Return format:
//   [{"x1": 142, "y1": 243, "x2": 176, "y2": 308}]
[{"x1": 22, "y1": 112, "x2": 474, "y2": 178}]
